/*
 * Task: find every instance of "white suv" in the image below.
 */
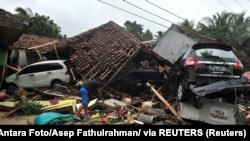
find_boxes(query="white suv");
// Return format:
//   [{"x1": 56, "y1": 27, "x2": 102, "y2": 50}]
[{"x1": 5, "y1": 60, "x2": 71, "y2": 89}]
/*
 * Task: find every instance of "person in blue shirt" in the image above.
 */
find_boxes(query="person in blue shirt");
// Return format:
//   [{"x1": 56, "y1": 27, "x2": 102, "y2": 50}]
[{"x1": 74, "y1": 79, "x2": 104, "y2": 120}]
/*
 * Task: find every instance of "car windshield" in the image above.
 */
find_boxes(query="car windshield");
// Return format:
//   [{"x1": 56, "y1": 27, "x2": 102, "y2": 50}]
[{"x1": 195, "y1": 48, "x2": 236, "y2": 59}]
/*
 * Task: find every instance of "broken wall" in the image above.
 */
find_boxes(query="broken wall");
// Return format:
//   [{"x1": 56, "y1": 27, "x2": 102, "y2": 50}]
[{"x1": 153, "y1": 24, "x2": 217, "y2": 64}]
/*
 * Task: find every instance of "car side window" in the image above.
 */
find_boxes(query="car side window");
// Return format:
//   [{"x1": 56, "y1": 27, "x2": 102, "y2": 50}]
[
  {"x1": 18, "y1": 65, "x2": 36, "y2": 75},
  {"x1": 35, "y1": 64, "x2": 52, "y2": 73},
  {"x1": 50, "y1": 63, "x2": 63, "y2": 70}
]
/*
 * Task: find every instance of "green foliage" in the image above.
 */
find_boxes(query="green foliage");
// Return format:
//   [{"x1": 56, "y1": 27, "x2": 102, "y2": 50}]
[
  {"x1": 197, "y1": 11, "x2": 250, "y2": 55},
  {"x1": 15, "y1": 7, "x2": 66, "y2": 39},
  {"x1": 200, "y1": 50, "x2": 226, "y2": 63},
  {"x1": 200, "y1": 50, "x2": 213, "y2": 57},
  {"x1": 16, "y1": 100, "x2": 45, "y2": 115},
  {"x1": 179, "y1": 11, "x2": 250, "y2": 57},
  {"x1": 124, "y1": 20, "x2": 153, "y2": 41},
  {"x1": 179, "y1": 19, "x2": 196, "y2": 32}
]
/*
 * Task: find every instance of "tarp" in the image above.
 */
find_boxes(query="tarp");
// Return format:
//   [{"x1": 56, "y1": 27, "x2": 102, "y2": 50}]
[{"x1": 34, "y1": 112, "x2": 74, "y2": 125}]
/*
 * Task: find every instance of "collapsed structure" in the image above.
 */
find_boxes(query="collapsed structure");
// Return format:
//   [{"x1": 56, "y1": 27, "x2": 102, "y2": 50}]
[{"x1": 0, "y1": 9, "x2": 249, "y2": 124}]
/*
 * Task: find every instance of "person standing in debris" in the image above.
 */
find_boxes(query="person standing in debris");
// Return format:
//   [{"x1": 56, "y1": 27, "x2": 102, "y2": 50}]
[{"x1": 74, "y1": 79, "x2": 104, "y2": 120}]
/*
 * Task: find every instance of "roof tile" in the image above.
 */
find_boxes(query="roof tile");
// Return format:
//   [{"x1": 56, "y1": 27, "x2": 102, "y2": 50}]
[{"x1": 63, "y1": 21, "x2": 142, "y2": 81}]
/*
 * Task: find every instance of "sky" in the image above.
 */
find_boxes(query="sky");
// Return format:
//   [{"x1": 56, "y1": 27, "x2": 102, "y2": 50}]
[{"x1": 1, "y1": 0, "x2": 250, "y2": 37}]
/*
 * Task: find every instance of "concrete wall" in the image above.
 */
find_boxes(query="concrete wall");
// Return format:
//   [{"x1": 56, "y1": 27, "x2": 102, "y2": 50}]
[{"x1": 153, "y1": 24, "x2": 216, "y2": 64}]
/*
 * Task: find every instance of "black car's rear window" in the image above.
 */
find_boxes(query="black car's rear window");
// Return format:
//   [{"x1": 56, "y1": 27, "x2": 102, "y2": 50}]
[{"x1": 194, "y1": 48, "x2": 238, "y2": 62}]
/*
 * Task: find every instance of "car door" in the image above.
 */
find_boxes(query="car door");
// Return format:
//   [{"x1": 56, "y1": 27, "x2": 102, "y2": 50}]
[
  {"x1": 34, "y1": 64, "x2": 52, "y2": 87},
  {"x1": 15, "y1": 65, "x2": 36, "y2": 88}
]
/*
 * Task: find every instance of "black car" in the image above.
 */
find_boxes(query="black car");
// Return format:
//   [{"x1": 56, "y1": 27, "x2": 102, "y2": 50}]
[
  {"x1": 110, "y1": 68, "x2": 166, "y2": 95},
  {"x1": 168, "y1": 43, "x2": 244, "y2": 108}
]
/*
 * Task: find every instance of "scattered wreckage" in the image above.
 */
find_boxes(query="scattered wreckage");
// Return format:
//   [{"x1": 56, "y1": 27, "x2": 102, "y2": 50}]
[
  {"x1": 1, "y1": 22, "x2": 250, "y2": 125},
  {"x1": 1, "y1": 61, "x2": 250, "y2": 125}
]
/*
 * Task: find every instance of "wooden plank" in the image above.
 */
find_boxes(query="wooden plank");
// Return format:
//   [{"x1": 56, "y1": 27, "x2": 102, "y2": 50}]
[
  {"x1": 69, "y1": 67, "x2": 76, "y2": 81},
  {"x1": 39, "y1": 99, "x2": 77, "y2": 112},
  {"x1": 146, "y1": 82, "x2": 188, "y2": 125},
  {"x1": 5, "y1": 64, "x2": 19, "y2": 72},
  {"x1": 27, "y1": 41, "x2": 57, "y2": 50},
  {"x1": 0, "y1": 101, "x2": 16, "y2": 108},
  {"x1": 33, "y1": 89, "x2": 81, "y2": 100},
  {"x1": 53, "y1": 43, "x2": 60, "y2": 59},
  {"x1": 35, "y1": 49, "x2": 43, "y2": 60}
]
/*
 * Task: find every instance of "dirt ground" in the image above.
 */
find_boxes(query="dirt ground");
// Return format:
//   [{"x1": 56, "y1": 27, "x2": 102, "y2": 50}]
[{"x1": 0, "y1": 111, "x2": 37, "y2": 125}]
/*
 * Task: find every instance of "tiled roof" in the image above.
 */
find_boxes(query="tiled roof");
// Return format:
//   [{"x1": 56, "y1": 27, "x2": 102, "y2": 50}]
[
  {"x1": 11, "y1": 33, "x2": 60, "y2": 62},
  {"x1": 12, "y1": 33, "x2": 57, "y2": 49},
  {"x1": 0, "y1": 9, "x2": 27, "y2": 46},
  {"x1": 61, "y1": 21, "x2": 142, "y2": 82}
]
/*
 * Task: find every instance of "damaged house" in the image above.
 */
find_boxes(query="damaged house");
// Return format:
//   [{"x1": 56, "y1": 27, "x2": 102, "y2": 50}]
[
  {"x1": 56, "y1": 21, "x2": 171, "y2": 97},
  {"x1": 0, "y1": 8, "x2": 27, "y2": 89},
  {"x1": 7, "y1": 34, "x2": 59, "y2": 69},
  {"x1": 1, "y1": 17, "x2": 249, "y2": 125},
  {"x1": 4, "y1": 21, "x2": 171, "y2": 98}
]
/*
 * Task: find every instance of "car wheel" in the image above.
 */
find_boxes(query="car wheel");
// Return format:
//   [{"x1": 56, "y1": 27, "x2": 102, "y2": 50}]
[
  {"x1": 51, "y1": 80, "x2": 61, "y2": 89},
  {"x1": 177, "y1": 82, "x2": 188, "y2": 102}
]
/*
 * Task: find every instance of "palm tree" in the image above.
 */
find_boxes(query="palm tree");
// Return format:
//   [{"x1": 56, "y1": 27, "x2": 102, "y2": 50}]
[
  {"x1": 228, "y1": 12, "x2": 250, "y2": 50},
  {"x1": 142, "y1": 29, "x2": 153, "y2": 41},
  {"x1": 124, "y1": 20, "x2": 144, "y2": 41},
  {"x1": 179, "y1": 19, "x2": 196, "y2": 31},
  {"x1": 197, "y1": 10, "x2": 232, "y2": 43},
  {"x1": 14, "y1": 7, "x2": 64, "y2": 39},
  {"x1": 15, "y1": 7, "x2": 34, "y2": 19},
  {"x1": 197, "y1": 11, "x2": 250, "y2": 56}
]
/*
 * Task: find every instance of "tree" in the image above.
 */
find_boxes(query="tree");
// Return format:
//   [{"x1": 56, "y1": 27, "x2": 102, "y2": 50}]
[
  {"x1": 15, "y1": 7, "x2": 66, "y2": 39},
  {"x1": 196, "y1": 11, "x2": 250, "y2": 55},
  {"x1": 155, "y1": 31, "x2": 164, "y2": 39},
  {"x1": 197, "y1": 11, "x2": 232, "y2": 43},
  {"x1": 124, "y1": 20, "x2": 153, "y2": 41},
  {"x1": 229, "y1": 12, "x2": 250, "y2": 50},
  {"x1": 142, "y1": 29, "x2": 153, "y2": 41},
  {"x1": 179, "y1": 19, "x2": 196, "y2": 31}
]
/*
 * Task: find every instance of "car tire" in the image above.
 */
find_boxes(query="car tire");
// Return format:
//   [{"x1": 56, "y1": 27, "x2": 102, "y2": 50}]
[
  {"x1": 51, "y1": 80, "x2": 61, "y2": 89},
  {"x1": 177, "y1": 82, "x2": 188, "y2": 102}
]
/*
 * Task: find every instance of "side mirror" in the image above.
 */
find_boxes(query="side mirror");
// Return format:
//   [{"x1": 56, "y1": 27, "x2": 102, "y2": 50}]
[{"x1": 15, "y1": 74, "x2": 19, "y2": 79}]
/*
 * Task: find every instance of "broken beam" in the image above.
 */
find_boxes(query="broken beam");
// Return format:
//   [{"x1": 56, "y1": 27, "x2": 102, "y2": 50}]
[{"x1": 146, "y1": 82, "x2": 188, "y2": 125}]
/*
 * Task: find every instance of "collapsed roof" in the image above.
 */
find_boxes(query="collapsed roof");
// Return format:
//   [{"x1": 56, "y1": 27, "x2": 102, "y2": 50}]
[
  {"x1": 11, "y1": 33, "x2": 57, "y2": 49},
  {"x1": 0, "y1": 9, "x2": 27, "y2": 47},
  {"x1": 57, "y1": 21, "x2": 142, "y2": 81}
]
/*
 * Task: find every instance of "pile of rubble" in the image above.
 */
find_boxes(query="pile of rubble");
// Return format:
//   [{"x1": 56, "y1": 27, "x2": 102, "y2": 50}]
[{"x1": 0, "y1": 81, "x2": 190, "y2": 125}]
